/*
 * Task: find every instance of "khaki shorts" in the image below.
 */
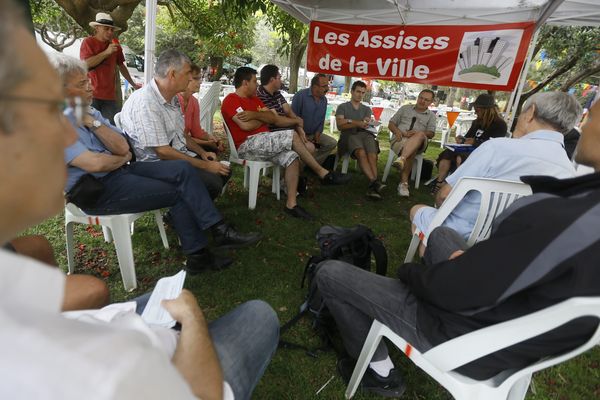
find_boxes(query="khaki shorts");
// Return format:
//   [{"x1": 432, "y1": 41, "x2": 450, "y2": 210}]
[
  {"x1": 338, "y1": 131, "x2": 379, "y2": 157},
  {"x1": 390, "y1": 136, "x2": 429, "y2": 156},
  {"x1": 238, "y1": 129, "x2": 299, "y2": 168}
]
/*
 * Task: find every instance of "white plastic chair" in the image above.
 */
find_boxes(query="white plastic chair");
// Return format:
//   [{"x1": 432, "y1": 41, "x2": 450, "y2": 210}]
[
  {"x1": 113, "y1": 112, "x2": 123, "y2": 129},
  {"x1": 381, "y1": 129, "x2": 424, "y2": 188},
  {"x1": 222, "y1": 121, "x2": 281, "y2": 210},
  {"x1": 346, "y1": 296, "x2": 600, "y2": 400},
  {"x1": 404, "y1": 177, "x2": 532, "y2": 263},
  {"x1": 65, "y1": 203, "x2": 169, "y2": 291},
  {"x1": 198, "y1": 81, "x2": 221, "y2": 135}
]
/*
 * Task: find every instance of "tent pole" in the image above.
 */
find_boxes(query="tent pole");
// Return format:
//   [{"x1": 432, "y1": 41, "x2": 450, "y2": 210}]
[
  {"x1": 144, "y1": 0, "x2": 158, "y2": 84},
  {"x1": 506, "y1": 29, "x2": 539, "y2": 132}
]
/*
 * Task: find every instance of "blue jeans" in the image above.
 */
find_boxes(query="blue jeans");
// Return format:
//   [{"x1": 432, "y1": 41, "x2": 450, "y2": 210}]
[
  {"x1": 92, "y1": 98, "x2": 120, "y2": 124},
  {"x1": 82, "y1": 160, "x2": 222, "y2": 254},
  {"x1": 135, "y1": 296, "x2": 279, "y2": 400}
]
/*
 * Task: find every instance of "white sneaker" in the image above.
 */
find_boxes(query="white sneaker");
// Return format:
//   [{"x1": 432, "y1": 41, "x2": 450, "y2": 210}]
[{"x1": 398, "y1": 182, "x2": 410, "y2": 197}]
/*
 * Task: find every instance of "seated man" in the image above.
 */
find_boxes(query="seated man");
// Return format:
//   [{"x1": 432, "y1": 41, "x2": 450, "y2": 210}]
[
  {"x1": 291, "y1": 73, "x2": 338, "y2": 166},
  {"x1": 411, "y1": 91, "x2": 578, "y2": 249},
  {"x1": 0, "y1": 7, "x2": 277, "y2": 398},
  {"x1": 221, "y1": 67, "x2": 350, "y2": 220},
  {"x1": 316, "y1": 97, "x2": 600, "y2": 397},
  {"x1": 177, "y1": 63, "x2": 224, "y2": 154},
  {"x1": 4, "y1": 235, "x2": 109, "y2": 311},
  {"x1": 336, "y1": 81, "x2": 384, "y2": 200},
  {"x1": 387, "y1": 89, "x2": 437, "y2": 197},
  {"x1": 53, "y1": 53, "x2": 260, "y2": 274},
  {"x1": 121, "y1": 49, "x2": 230, "y2": 200}
]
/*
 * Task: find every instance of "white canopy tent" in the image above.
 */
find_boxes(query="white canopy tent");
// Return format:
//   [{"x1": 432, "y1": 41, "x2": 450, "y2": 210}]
[{"x1": 142, "y1": 0, "x2": 599, "y2": 119}]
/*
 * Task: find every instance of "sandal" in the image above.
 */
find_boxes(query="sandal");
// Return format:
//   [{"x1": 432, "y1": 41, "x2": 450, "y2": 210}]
[{"x1": 430, "y1": 180, "x2": 445, "y2": 195}]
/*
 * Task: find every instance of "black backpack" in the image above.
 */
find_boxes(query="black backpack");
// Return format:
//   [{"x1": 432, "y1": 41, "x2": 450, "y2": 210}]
[{"x1": 279, "y1": 225, "x2": 388, "y2": 356}]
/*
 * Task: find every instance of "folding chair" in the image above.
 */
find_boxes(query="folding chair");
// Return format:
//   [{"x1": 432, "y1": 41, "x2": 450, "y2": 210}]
[
  {"x1": 65, "y1": 203, "x2": 169, "y2": 291},
  {"x1": 222, "y1": 121, "x2": 281, "y2": 210},
  {"x1": 346, "y1": 296, "x2": 600, "y2": 400}
]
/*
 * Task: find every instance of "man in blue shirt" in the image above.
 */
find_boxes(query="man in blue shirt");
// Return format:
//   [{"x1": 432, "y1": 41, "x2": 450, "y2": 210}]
[
  {"x1": 54, "y1": 53, "x2": 261, "y2": 274},
  {"x1": 291, "y1": 74, "x2": 337, "y2": 165}
]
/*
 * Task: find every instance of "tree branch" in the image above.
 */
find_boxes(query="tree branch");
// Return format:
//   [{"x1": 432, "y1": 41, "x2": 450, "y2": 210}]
[{"x1": 560, "y1": 60, "x2": 600, "y2": 92}]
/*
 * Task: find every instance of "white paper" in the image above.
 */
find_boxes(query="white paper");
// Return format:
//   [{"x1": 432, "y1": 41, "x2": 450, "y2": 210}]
[{"x1": 141, "y1": 270, "x2": 187, "y2": 328}]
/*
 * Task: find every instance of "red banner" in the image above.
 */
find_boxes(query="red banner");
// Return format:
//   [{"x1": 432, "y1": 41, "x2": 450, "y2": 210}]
[{"x1": 307, "y1": 21, "x2": 535, "y2": 91}]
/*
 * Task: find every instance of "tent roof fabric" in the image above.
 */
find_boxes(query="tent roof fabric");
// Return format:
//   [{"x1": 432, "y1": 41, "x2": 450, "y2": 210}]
[{"x1": 271, "y1": 0, "x2": 600, "y2": 26}]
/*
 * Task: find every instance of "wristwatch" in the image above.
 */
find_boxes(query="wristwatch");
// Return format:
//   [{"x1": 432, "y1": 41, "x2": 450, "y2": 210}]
[
  {"x1": 346, "y1": 119, "x2": 352, "y2": 124},
  {"x1": 91, "y1": 120, "x2": 102, "y2": 130}
]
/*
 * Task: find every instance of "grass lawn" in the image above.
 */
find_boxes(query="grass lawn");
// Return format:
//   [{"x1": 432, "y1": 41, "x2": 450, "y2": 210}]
[{"x1": 24, "y1": 115, "x2": 599, "y2": 399}]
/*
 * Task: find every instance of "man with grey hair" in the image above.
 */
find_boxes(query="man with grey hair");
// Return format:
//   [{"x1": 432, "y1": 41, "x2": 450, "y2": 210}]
[
  {"x1": 409, "y1": 91, "x2": 579, "y2": 253},
  {"x1": 53, "y1": 52, "x2": 261, "y2": 274},
  {"x1": 0, "y1": 2, "x2": 278, "y2": 398},
  {"x1": 121, "y1": 49, "x2": 230, "y2": 200}
]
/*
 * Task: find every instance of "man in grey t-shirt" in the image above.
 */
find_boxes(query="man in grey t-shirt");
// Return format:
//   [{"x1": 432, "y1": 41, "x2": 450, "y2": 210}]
[
  {"x1": 388, "y1": 89, "x2": 436, "y2": 197},
  {"x1": 336, "y1": 81, "x2": 384, "y2": 199}
]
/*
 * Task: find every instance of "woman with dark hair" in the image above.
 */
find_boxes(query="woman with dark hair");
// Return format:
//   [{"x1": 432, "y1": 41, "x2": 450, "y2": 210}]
[{"x1": 432, "y1": 94, "x2": 507, "y2": 194}]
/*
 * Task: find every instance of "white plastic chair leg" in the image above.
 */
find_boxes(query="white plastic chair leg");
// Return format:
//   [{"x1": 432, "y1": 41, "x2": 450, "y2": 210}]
[
  {"x1": 404, "y1": 234, "x2": 421, "y2": 263},
  {"x1": 110, "y1": 218, "x2": 138, "y2": 291},
  {"x1": 341, "y1": 154, "x2": 350, "y2": 174},
  {"x1": 153, "y1": 210, "x2": 169, "y2": 249},
  {"x1": 345, "y1": 320, "x2": 385, "y2": 399},
  {"x1": 382, "y1": 149, "x2": 398, "y2": 183},
  {"x1": 271, "y1": 166, "x2": 281, "y2": 200},
  {"x1": 414, "y1": 155, "x2": 423, "y2": 189},
  {"x1": 247, "y1": 166, "x2": 261, "y2": 210},
  {"x1": 507, "y1": 375, "x2": 532, "y2": 400},
  {"x1": 102, "y1": 226, "x2": 113, "y2": 243},
  {"x1": 65, "y1": 222, "x2": 76, "y2": 274},
  {"x1": 243, "y1": 165, "x2": 250, "y2": 189},
  {"x1": 333, "y1": 153, "x2": 339, "y2": 171}
]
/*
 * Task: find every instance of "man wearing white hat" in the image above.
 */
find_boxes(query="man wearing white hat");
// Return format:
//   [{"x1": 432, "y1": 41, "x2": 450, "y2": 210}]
[{"x1": 80, "y1": 12, "x2": 141, "y2": 123}]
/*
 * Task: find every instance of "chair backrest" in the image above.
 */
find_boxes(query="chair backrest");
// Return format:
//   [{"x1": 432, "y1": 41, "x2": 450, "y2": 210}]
[
  {"x1": 222, "y1": 120, "x2": 240, "y2": 160},
  {"x1": 65, "y1": 202, "x2": 88, "y2": 217},
  {"x1": 114, "y1": 112, "x2": 122, "y2": 130},
  {"x1": 422, "y1": 296, "x2": 600, "y2": 380},
  {"x1": 425, "y1": 177, "x2": 532, "y2": 246},
  {"x1": 198, "y1": 81, "x2": 221, "y2": 134},
  {"x1": 379, "y1": 107, "x2": 396, "y2": 127}
]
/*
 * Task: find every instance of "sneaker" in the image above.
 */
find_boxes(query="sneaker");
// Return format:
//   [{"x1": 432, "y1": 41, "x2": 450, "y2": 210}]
[
  {"x1": 372, "y1": 180, "x2": 387, "y2": 195},
  {"x1": 185, "y1": 250, "x2": 234, "y2": 275},
  {"x1": 321, "y1": 171, "x2": 351, "y2": 185},
  {"x1": 398, "y1": 182, "x2": 410, "y2": 197},
  {"x1": 337, "y1": 357, "x2": 406, "y2": 398},
  {"x1": 392, "y1": 157, "x2": 405, "y2": 171},
  {"x1": 366, "y1": 186, "x2": 383, "y2": 200},
  {"x1": 284, "y1": 205, "x2": 315, "y2": 220}
]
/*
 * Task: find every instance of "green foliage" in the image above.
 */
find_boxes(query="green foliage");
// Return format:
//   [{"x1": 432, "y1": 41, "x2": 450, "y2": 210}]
[
  {"x1": 29, "y1": 0, "x2": 84, "y2": 39},
  {"x1": 118, "y1": 4, "x2": 145, "y2": 54}
]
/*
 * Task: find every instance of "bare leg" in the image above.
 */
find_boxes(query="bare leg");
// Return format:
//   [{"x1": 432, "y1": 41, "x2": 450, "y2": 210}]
[
  {"x1": 355, "y1": 148, "x2": 377, "y2": 182},
  {"x1": 10, "y1": 235, "x2": 56, "y2": 265},
  {"x1": 292, "y1": 132, "x2": 328, "y2": 178},
  {"x1": 367, "y1": 152, "x2": 379, "y2": 180},
  {"x1": 437, "y1": 159, "x2": 452, "y2": 182},
  {"x1": 63, "y1": 275, "x2": 110, "y2": 311},
  {"x1": 284, "y1": 159, "x2": 300, "y2": 209},
  {"x1": 400, "y1": 133, "x2": 427, "y2": 184},
  {"x1": 410, "y1": 204, "x2": 429, "y2": 257}
]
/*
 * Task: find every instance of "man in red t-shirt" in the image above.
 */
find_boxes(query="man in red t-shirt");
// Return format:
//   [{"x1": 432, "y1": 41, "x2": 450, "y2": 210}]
[
  {"x1": 221, "y1": 67, "x2": 350, "y2": 220},
  {"x1": 80, "y1": 12, "x2": 141, "y2": 123}
]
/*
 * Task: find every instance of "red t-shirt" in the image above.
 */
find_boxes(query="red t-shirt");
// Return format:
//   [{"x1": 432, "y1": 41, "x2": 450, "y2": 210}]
[
  {"x1": 221, "y1": 93, "x2": 269, "y2": 148},
  {"x1": 80, "y1": 36, "x2": 125, "y2": 101},
  {"x1": 177, "y1": 93, "x2": 207, "y2": 139}
]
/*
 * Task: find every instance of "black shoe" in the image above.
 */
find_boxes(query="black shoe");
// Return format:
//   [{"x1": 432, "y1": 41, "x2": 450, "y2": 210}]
[
  {"x1": 371, "y1": 180, "x2": 387, "y2": 195},
  {"x1": 284, "y1": 205, "x2": 315, "y2": 220},
  {"x1": 321, "y1": 171, "x2": 351, "y2": 185},
  {"x1": 185, "y1": 250, "x2": 233, "y2": 275},
  {"x1": 337, "y1": 357, "x2": 406, "y2": 398},
  {"x1": 212, "y1": 223, "x2": 262, "y2": 249},
  {"x1": 366, "y1": 186, "x2": 383, "y2": 200}
]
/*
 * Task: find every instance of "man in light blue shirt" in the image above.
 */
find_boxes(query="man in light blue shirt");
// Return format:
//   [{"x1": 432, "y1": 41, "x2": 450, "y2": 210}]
[
  {"x1": 291, "y1": 73, "x2": 337, "y2": 165},
  {"x1": 411, "y1": 92, "x2": 580, "y2": 247}
]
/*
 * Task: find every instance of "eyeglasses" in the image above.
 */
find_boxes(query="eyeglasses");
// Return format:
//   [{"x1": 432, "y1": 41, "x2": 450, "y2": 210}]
[
  {"x1": 0, "y1": 95, "x2": 84, "y2": 125},
  {"x1": 192, "y1": 76, "x2": 201, "y2": 81}
]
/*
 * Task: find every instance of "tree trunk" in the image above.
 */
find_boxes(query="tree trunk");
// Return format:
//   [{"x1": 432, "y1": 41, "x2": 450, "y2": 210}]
[
  {"x1": 344, "y1": 76, "x2": 352, "y2": 94},
  {"x1": 209, "y1": 56, "x2": 224, "y2": 82},
  {"x1": 560, "y1": 60, "x2": 600, "y2": 92},
  {"x1": 288, "y1": 41, "x2": 307, "y2": 93}
]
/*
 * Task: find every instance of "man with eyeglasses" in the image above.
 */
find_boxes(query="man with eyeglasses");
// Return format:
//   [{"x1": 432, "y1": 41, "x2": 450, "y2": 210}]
[
  {"x1": 291, "y1": 74, "x2": 338, "y2": 166},
  {"x1": 388, "y1": 89, "x2": 437, "y2": 197},
  {"x1": 80, "y1": 12, "x2": 141, "y2": 123},
  {"x1": 54, "y1": 53, "x2": 262, "y2": 274}
]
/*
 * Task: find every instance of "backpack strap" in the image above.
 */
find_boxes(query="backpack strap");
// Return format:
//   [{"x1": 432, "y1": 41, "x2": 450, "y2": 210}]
[{"x1": 368, "y1": 235, "x2": 388, "y2": 276}]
